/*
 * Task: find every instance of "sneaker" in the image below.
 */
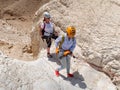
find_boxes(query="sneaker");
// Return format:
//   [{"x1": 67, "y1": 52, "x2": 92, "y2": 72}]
[
  {"x1": 67, "y1": 73, "x2": 74, "y2": 77},
  {"x1": 55, "y1": 70, "x2": 60, "y2": 77},
  {"x1": 47, "y1": 53, "x2": 52, "y2": 58}
]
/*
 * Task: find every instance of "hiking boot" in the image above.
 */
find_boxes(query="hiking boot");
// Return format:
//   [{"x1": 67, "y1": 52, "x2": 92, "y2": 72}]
[
  {"x1": 55, "y1": 70, "x2": 60, "y2": 77},
  {"x1": 67, "y1": 73, "x2": 74, "y2": 77},
  {"x1": 47, "y1": 53, "x2": 52, "y2": 58}
]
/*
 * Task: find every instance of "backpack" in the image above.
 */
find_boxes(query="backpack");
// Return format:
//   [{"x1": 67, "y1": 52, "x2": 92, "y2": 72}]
[
  {"x1": 41, "y1": 23, "x2": 45, "y2": 35},
  {"x1": 59, "y1": 35, "x2": 65, "y2": 49}
]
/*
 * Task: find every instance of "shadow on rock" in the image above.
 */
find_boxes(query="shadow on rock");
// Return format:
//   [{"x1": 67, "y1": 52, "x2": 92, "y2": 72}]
[
  {"x1": 47, "y1": 53, "x2": 61, "y2": 65},
  {"x1": 47, "y1": 53, "x2": 87, "y2": 89},
  {"x1": 60, "y1": 71, "x2": 87, "y2": 89}
]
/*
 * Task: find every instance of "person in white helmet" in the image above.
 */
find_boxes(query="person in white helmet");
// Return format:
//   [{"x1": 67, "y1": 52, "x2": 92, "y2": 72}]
[{"x1": 39, "y1": 11, "x2": 58, "y2": 58}]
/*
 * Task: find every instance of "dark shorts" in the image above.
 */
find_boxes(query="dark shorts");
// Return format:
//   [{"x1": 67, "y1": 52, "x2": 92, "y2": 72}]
[{"x1": 42, "y1": 34, "x2": 58, "y2": 48}]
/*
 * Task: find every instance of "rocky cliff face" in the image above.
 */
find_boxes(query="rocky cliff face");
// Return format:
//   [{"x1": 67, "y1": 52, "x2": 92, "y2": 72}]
[
  {"x1": 32, "y1": 0, "x2": 120, "y2": 88},
  {"x1": 0, "y1": 0, "x2": 49, "y2": 60},
  {"x1": 0, "y1": 50, "x2": 117, "y2": 90},
  {"x1": 0, "y1": 0, "x2": 120, "y2": 89}
]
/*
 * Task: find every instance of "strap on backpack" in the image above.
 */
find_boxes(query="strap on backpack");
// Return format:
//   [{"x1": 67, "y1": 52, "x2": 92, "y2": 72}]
[
  {"x1": 41, "y1": 23, "x2": 46, "y2": 35},
  {"x1": 59, "y1": 35, "x2": 65, "y2": 49}
]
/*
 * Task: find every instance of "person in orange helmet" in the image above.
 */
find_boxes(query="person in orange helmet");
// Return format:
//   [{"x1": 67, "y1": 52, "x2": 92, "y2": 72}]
[{"x1": 55, "y1": 26, "x2": 76, "y2": 77}]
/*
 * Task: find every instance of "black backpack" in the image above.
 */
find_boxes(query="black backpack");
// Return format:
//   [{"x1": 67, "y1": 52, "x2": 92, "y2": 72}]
[{"x1": 41, "y1": 23, "x2": 45, "y2": 35}]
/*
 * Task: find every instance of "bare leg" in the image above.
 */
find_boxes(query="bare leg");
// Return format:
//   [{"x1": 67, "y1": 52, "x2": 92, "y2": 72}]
[{"x1": 47, "y1": 47, "x2": 50, "y2": 54}]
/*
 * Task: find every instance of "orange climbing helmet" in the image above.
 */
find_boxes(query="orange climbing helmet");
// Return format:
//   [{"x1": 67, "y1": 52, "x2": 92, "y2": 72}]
[{"x1": 66, "y1": 26, "x2": 76, "y2": 38}]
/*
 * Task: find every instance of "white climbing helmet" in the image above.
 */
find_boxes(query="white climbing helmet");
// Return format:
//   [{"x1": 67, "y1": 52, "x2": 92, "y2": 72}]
[{"x1": 43, "y1": 12, "x2": 51, "y2": 18}]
